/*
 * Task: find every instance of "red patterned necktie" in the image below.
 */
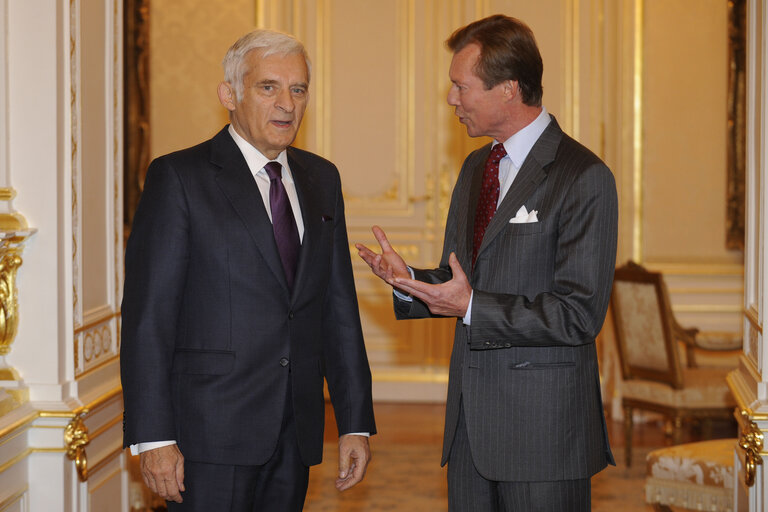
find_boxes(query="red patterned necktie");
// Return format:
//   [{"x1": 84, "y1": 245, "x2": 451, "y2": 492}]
[
  {"x1": 264, "y1": 161, "x2": 300, "y2": 289},
  {"x1": 472, "y1": 143, "x2": 507, "y2": 267}
]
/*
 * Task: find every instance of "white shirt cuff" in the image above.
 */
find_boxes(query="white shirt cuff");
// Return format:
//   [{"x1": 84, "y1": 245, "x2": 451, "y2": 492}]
[
  {"x1": 130, "y1": 440, "x2": 177, "y2": 456},
  {"x1": 343, "y1": 432, "x2": 370, "y2": 437},
  {"x1": 462, "y1": 290, "x2": 474, "y2": 325},
  {"x1": 393, "y1": 267, "x2": 416, "y2": 302}
]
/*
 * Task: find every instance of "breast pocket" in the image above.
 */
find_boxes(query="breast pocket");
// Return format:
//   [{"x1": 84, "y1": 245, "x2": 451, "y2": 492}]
[{"x1": 505, "y1": 222, "x2": 544, "y2": 236}]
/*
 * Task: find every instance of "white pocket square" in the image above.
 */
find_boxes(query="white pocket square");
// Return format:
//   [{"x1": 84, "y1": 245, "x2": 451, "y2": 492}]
[{"x1": 509, "y1": 206, "x2": 538, "y2": 223}]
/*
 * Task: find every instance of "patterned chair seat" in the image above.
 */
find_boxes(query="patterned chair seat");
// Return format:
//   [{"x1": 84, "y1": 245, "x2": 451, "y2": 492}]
[{"x1": 645, "y1": 438, "x2": 735, "y2": 512}]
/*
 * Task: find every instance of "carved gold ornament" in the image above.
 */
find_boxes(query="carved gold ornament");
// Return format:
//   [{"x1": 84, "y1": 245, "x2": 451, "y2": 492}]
[
  {"x1": 65, "y1": 411, "x2": 90, "y2": 481},
  {"x1": 738, "y1": 409, "x2": 763, "y2": 487}
]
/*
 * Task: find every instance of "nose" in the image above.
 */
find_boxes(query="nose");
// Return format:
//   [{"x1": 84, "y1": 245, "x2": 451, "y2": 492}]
[
  {"x1": 275, "y1": 88, "x2": 295, "y2": 113},
  {"x1": 447, "y1": 85, "x2": 459, "y2": 107}
]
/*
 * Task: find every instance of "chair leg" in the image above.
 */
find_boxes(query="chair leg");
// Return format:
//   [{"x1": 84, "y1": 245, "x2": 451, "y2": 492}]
[
  {"x1": 672, "y1": 416, "x2": 683, "y2": 445},
  {"x1": 623, "y1": 405, "x2": 633, "y2": 467}
]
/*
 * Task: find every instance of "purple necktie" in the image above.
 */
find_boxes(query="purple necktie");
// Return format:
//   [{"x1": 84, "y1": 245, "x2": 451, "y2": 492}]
[
  {"x1": 264, "y1": 161, "x2": 300, "y2": 289},
  {"x1": 472, "y1": 143, "x2": 507, "y2": 268}
]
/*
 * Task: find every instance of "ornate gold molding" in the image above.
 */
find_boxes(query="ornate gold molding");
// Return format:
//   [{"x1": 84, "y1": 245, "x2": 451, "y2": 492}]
[
  {"x1": 0, "y1": 221, "x2": 36, "y2": 388},
  {"x1": 738, "y1": 409, "x2": 763, "y2": 487},
  {"x1": 65, "y1": 411, "x2": 90, "y2": 482}
]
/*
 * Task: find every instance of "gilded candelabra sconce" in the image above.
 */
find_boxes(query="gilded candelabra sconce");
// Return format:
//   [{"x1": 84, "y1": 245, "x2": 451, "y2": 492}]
[
  {"x1": 738, "y1": 409, "x2": 764, "y2": 487},
  {"x1": 65, "y1": 411, "x2": 90, "y2": 481},
  {"x1": 0, "y1": 187, "x2": 36, "y2": 415}
]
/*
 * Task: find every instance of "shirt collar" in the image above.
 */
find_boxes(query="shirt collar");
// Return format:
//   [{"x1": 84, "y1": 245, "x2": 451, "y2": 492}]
[
  {"x1": 496, "y1": 106, "x2": 551, "y2": 169},
  {"x1": 227, "y1": 124, "x2": 292, "y2": 182}
]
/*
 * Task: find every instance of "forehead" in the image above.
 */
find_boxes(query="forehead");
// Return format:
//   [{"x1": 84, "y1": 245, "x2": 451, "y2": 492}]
[
  {"x1": 449, "y1": 43, "x2": 482, "y2": 80},
  {"x1": 243, "y1": 49, "x2": 308, "y2": 83}
]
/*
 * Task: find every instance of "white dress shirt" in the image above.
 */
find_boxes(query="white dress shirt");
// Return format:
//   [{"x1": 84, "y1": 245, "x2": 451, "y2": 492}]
[{"x1": 395, "y1": 107, "x2": 552, "y2": 325}]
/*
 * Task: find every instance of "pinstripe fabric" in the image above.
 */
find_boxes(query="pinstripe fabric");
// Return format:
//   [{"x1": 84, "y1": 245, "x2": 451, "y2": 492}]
[
  {"x1": 396, "y1": 115, "x2": 617, "y2": 484},
  {"x1": 449, "y1": 406, "x2": 591, "y2": 511}
]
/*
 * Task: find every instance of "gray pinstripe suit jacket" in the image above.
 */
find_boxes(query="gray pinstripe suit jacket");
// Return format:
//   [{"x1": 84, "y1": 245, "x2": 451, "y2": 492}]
[{"x1": 395, "y1": 115, "x2": 617, "y2": 482}]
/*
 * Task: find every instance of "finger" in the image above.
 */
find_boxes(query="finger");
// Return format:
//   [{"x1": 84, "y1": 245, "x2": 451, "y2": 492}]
[
  {"x1": 141, "y1": 472, "x2": 157, "y2": 494},
  {"x1": 371, "y1": 226, "x2": 394, "y2": 252},
  {"x1": 356, "y1": 246, "x2": 377, "y2": 265},
  {"x1": 176, "y1": 456, "x2": 185, "y2": 492},
  {"x1": 392, "y1": 277, "x2": 433, "y2": 298}
]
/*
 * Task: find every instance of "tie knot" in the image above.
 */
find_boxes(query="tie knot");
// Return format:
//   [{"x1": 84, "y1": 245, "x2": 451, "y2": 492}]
[
  {"x1": 264, "y1": 161, "x2": 283, "y2": 181},
  {"x1": 490, "y1": 143, "x2": 507, "y2": 163}
]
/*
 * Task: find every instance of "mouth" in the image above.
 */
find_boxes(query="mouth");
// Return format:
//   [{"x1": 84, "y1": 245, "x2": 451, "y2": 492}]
[{"x1": 271, "y1": 120, "x2": 293, "y2": 128}]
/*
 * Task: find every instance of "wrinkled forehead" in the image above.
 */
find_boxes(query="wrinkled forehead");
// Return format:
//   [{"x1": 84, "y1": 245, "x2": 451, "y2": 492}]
[{"x1": 242, "y1": 48, "x2": 309, "y2": 83}]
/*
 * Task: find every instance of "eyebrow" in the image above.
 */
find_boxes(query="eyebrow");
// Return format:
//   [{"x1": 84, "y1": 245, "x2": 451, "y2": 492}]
[{"x1": 254, "y1": 79, "x2": 279, "y2": 87}]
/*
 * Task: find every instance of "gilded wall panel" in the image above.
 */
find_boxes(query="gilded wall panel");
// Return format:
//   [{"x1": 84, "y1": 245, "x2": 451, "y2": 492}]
[
  {"x1": 149, "y1": 0, "x2": 254, "y2": 159},
  {"x1": 642, "y1": 0, "x2": 740, "y2": 265}
]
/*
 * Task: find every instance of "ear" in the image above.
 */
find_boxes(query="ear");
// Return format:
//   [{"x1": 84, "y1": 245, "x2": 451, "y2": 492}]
[
  {"x1": 502, "y1": 80, "x2": 518, "y2": 101},
  {"x1": 217, "y1": 82, "x2": 237, "y2": 111}
]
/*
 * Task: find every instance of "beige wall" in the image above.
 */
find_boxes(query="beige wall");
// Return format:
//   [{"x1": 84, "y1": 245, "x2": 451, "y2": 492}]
[{"x1": 148, "y1": 0, "x2": 744, "y2": 399}]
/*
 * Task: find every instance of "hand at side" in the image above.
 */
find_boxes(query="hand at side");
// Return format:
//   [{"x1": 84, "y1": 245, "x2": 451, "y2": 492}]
[
  {"x1": 335, "y1": 434, "x2": 371, "y2": 491},
  {"x1": 140, "y1": 444, "x2": 185, "y2": 503}
]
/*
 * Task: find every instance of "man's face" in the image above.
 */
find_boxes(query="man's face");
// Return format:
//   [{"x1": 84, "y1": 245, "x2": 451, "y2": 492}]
[
  {"x1": 447, "y1": 43, "x2": 509, "y2": 140},
  {"x1": 225, "y1": 50, "x2": 309, "y2": 159}
]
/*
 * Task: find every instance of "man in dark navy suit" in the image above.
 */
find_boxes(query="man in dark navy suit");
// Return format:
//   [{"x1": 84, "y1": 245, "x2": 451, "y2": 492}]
[{"x1": 121, "y1": 29, "x2": 376, "y2": 512}]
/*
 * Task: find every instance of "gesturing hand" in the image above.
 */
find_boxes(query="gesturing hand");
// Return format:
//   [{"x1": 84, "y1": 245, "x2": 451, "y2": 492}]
[
  {"x1": 355, "y1": 226, "x2": 410, "y2": 286},
  {"x1": 392, "y1": 252, "x2": 472, "y2": 317}
]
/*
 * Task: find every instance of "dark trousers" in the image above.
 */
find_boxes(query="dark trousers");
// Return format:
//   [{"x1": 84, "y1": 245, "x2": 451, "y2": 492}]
[
  {"x1": 447, "y1": 406, "x2": 591, "y2": 512},
  {"x1": 168, "y1": 387, "x2": 309, "y2": 512}
]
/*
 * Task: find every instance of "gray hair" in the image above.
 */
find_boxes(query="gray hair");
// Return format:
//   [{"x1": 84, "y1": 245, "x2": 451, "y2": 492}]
[{"x1": 222, "y1": 29, "x2": 312, "y2": 101}]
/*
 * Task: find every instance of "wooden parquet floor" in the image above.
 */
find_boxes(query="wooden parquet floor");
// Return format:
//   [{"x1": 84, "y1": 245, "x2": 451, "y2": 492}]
[{"x1": 304, "y1": 403, "x2": 736, "y2": 511}]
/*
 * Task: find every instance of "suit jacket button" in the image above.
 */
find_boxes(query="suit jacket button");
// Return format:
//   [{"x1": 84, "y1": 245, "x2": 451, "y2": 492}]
[
  {"x1": 288, "y1": 311, "x2": 294, "y2": 320},
  {"x1": 280, "y1": 357, "x2": 289, "y2": 367}
]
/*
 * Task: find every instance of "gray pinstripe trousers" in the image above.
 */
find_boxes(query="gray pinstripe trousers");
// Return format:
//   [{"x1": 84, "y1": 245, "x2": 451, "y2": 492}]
[{"x1": 447, "y1": 405, "x2": 591, "y2": 511}]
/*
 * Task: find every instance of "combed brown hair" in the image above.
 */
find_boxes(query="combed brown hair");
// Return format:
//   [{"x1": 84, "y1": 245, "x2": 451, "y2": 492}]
[{"x1": 447, "y1": 14, "x2": 543, "y2": 107}]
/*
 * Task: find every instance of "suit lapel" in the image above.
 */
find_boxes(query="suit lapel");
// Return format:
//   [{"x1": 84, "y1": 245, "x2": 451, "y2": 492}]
[
  {"x1": 287, "y1": 148, "x2": 320, "y2": 302},
  {"x1": 211, "y1": 128, "x2": 290, "y2": 292},
  {"x1": 475, "y1": 116, "x2": 562, "y2": 261}
]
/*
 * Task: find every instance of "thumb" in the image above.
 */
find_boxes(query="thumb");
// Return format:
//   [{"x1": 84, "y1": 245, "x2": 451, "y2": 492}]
[
  {"x1": 338, "y1": 450, "x2": 350, "y2": 479},
  {"x1": 448, "y1": 253, "x2": 466, "y2": 280}
]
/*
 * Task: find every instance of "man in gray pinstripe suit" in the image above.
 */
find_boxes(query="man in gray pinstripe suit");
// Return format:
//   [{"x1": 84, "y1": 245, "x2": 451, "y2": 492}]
[{"x1": 357, "y1": 14, "x2": 617, "y2": 511}]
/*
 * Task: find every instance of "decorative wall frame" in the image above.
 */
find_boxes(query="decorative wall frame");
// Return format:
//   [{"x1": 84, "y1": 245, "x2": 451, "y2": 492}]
[
  {"x1": 124, "y1": 0, "x2": 150, "y2": 232},
  {"x1": 726, "y1": 0, "x2": 746, "y2": 251}
]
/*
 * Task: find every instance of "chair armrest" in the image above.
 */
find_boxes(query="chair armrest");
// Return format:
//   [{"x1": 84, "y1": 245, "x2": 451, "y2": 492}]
[{"x1": 694, "y1": 332, "x2": 743, "y2": 351}]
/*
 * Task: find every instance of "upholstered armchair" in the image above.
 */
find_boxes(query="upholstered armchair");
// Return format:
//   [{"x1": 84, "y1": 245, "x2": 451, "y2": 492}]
[{"x1": 610, "y1": 261, "x2": 740, "y2": 467}]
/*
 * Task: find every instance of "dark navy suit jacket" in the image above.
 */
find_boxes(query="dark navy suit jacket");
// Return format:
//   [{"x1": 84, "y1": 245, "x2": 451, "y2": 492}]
[{"x1": 121, "y1": 126, "x2": 376, "y2": 466}]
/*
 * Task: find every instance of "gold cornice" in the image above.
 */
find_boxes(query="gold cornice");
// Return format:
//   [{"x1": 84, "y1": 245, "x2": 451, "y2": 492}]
[
  {"x1": 0, "y1": 188, "x2": 16, "y2": 201},
  {"x1": 0, "y1": 448, "x2": 32, "y2": 476},
  {"x1": 73, "y1": 386, "x2": 123, "y2": 416},
  {"x1": 0, "y1": 487, "x2": 27, "y2": 510},
  {"x1": 74, "y1": 310, "x2": 120, "y2": 335},
  {"x1": 727, "y1": 367, "x2": 768, "y2": 421}
]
